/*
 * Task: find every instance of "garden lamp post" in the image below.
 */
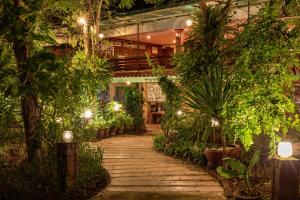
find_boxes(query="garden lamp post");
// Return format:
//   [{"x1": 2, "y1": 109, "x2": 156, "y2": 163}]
[
  {"x1": 271, "y1": 141, "x2": 299, "y2": 200},
  {"x1": 57, "y1": 130, "x2": 78, "y2": 192}
]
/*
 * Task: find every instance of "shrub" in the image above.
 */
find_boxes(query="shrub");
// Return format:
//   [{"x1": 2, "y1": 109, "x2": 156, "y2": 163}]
[{"x1": 153, "y1": 135, "x2": 206, "y2": 165}]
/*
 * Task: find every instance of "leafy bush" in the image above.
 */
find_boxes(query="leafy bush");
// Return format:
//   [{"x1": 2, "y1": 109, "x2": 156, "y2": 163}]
[
  {"x1": 0, "y1": 142, "x2": 109, "y2": 200},
  {"x1": 153, "y1": 135, "x2": 206, "y2": 165}
]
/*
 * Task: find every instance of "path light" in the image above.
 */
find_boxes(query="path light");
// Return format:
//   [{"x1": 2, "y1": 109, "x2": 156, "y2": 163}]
[
  {"x1": 126, "y1": 81, "x2": 131, "y2": 85},
  {"x1": 78, "y1": 17, "x2": 87, "y2": 26},
  {"x1": 113, "y1": 103, "x2": 122, "y2": 111},
  {"x1": 62, "y1": 130, "x2": 73, "y2": 143},
  {"x1": 98, "y1": 33, "x2": 104, "y2": 39},
  {"x1": 278, "y1": 141, "x2": 293, "y2": 158},
  {"x1": 211, "y1": 117, "x2": 220, "y2": 127},
  {"x1": 177, "y1": 110, "x2": 183, "y2": 116},
  {"x1": 83, "y1": 109, "x2": 93, "y2": 119},
  {"x1": 186, "y1": 19, "x2": 193, "y2": 27}
]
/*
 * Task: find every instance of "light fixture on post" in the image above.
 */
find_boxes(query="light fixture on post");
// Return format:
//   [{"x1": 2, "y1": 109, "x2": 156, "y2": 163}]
[
  {"x1": 62, "y1": 130, "x2": 73, "y2": 143},
  {"x1": 272, "y1": 141, "x2": 299, "y2": 200},
  {"x1": 277, "y1": 141, "x2": 293, "y2": 158},
  {"x1": 57, "y1": 130, "x2": 78, "y2": 192}
]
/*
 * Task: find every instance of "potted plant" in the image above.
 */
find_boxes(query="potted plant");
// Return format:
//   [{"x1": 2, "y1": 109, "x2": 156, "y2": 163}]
[
  {"x1": 185, "y1": 68, "x2": 240, "y2": 168},
  {"x1": 217, "y1": 151, "x2": 263, "y2": 200}
]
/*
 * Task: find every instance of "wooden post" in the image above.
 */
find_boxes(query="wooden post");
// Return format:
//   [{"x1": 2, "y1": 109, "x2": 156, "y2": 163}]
[
  {"x1": 57, "y1": 142, "x2": 78, "y2": 192},
  {"x1": 271, "y1": 157, "x2": 299, "y2": 200}
]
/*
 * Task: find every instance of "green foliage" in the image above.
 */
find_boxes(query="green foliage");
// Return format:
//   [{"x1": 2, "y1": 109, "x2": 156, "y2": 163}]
[
  {"x1": 158, "y1": 76, "x2": 183, "y2": 135},
  {"x1": 153, "y1": 134, "x2": 206, "y2": 165},
  {"x1": 217, "y1": 151, "x2": 260, "y2": 193},
  {"x1": 174, "y1": 0, "x2": 233, "y2": 88},
  {"x1": 224, "y1": 4, "x2": 300, "y2": 155},
  {"x1": 77, "y1": 143, "x2": 109, "y2": 189},
  {"x1": 124, "y1": 87, "x2": 144, "y2": 130}
]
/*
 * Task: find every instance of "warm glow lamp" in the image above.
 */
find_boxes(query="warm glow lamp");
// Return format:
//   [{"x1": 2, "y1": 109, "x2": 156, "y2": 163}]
[
  {"x1": 126, "y1": 81, "x2": 131, "y2": 85},
  {"x1": 113, "y1": 103, "x2": 121, "y2": 111},
  {"x1": 78, "y1": 17, "x2": 87, "y2": 25},
  {"x1": 278, "y1": 141, "x2": 293, "y2": 158},
  {"x1": 63, "y1": 130, "x2": 73, "y2": 143},
  {"x1": 186, "y1": 19, "x2": 193, "y2": 27},
  {"x1": 83, "y1": 109, "x2": 93, "y2": 119},
  {"x1": 177, "y1": 110, "x2": 183, "y2": 116},
  {"x1": 98, "y1": 33, "x2": 104, "y2": 39}
]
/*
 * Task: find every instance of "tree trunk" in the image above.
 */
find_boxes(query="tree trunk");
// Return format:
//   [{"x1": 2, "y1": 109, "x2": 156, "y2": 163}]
[{"x1": 13, "y1": 39, "x2": 41, "y2": 162}]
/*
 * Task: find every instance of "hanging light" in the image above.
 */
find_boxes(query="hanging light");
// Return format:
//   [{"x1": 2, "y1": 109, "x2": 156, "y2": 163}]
[
  {"x1": 62, "y1": 130, "x2": 73, "y2": 143},
  {"x1": 278, "y1": 141, "x2": 293, "y2": 158}
]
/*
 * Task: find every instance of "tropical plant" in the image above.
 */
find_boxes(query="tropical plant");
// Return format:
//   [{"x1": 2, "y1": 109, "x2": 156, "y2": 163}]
[
  {"x1": 124, "y1": 87, "x2": 144, "y2": 130},
  {"x1": 157, "y1": 76, "x2": 183, "y2": 135},
  {"x1": 173, "y1": 0, "x2": 233, "y2": 88},
  {"x1": 184, "y1": 67, "x2": 233, "y2": 155},
  {"x1": 217, "y1": 151, "x2": 261, "y2": 196}
]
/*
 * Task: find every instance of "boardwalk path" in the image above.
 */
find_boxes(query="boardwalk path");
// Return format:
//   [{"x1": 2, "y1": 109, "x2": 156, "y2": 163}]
[{"x1": 91, "y1": 135, "x2": 226, "y2": 200}]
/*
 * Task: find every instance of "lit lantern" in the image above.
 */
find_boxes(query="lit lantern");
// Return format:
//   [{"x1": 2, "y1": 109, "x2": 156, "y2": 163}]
[
  {"x1": 113, "y1": 103, "x2": 121, "y2": 111},
  {"x1": 98, "y1": 33, "x2": 104, "y2": 39},
  {"x1": 126, "y1": 81, "x2": 131, "y2": 85},
  {"x1": 177, "y1": 110, "x2": 183, "y2": 116},
  {"x1": 83, "y1": 109, "x2": 93, "y2": 119},
  {"x1": 63, "y1": 131, "x2": 73, "y2": 143},
  {"x1": 278, "y1": 141, "x2": 293, "y2": 158},
  {"x1": 78, "y1": 17, "x2": 87, "y2": 26},
  {"x1": 186, "y1": 19, "x2": 193, "y2": 27}
]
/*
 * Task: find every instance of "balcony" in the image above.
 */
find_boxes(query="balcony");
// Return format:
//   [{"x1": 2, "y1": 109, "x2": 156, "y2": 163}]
[{"x1": 110, "y1": 55, "x2": 173, "y2": 71}]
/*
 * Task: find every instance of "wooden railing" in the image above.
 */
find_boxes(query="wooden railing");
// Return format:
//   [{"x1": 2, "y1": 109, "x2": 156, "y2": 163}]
[{"x1": 110, "y1": 55, "x2": 173, "y2": 71}]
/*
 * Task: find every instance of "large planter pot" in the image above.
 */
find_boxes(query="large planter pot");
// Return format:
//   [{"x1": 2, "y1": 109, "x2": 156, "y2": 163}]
[
  {"x1": 233, "y1": 190, "x2": 263, "y2": 200},
  {"x1": 96, "y1": 129, "x2": 105, "y2": 139},
  {"x1": 104, "y1": 128, "x2": 110, "y2": 137},
  {"x1": 118, "y1": 125, "x2": 125, "y2": 134},
  {"x1": 204, "y1": 144, "x2": 241, "y2": 169},
  {"x1": 110, "y1": 127, "x2": 117, "y2": 136}
]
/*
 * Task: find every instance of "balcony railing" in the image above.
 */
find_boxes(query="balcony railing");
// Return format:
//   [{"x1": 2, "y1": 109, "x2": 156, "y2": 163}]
[{"x1": 110, "y1": 55, "x2": 173, "y2": 71}]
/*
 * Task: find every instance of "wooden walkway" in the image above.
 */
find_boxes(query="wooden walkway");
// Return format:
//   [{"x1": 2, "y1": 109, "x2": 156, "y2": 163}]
[{"x1": 91, "y1": 135, "x2": 226, "y2": 200}]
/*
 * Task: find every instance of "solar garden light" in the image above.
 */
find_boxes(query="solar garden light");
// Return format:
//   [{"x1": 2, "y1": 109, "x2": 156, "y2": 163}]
[
  {"x1": 271, "y1": 141, "x2": 299, "y2": 200},
  {"x1": 57, "y1": 130, "x2": 78, "y2": 192},
  {"x1": 176, "y1": 110, "x2": 183, "y2": 116}
]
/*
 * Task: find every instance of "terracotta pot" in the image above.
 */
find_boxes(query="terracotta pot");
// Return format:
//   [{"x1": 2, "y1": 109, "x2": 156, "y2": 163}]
[
  {"x1": 204, "y1": 144, "x2": 241, "y2": 169},
  {"x1": 233, "y1": 190, "x2": 263, "y2": 200},
  {"x1": 96, "y1": 129, "x2": 105, "y2": 139},
  {"x1": 110, "y1": 127, "x2": 117, "y2": 135}
]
